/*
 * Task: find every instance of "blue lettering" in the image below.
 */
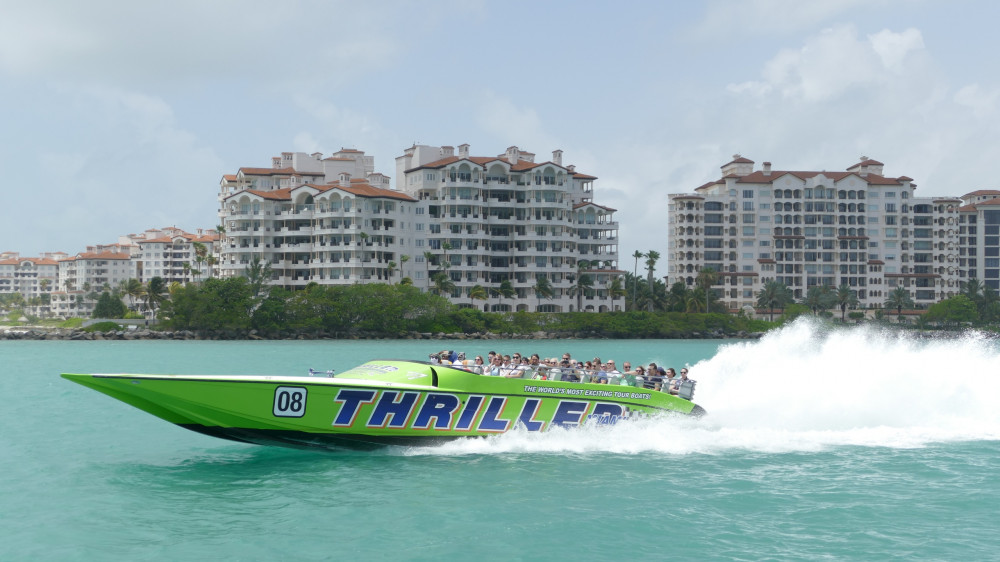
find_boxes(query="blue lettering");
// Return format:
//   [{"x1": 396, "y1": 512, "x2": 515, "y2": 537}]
[
  {"x1": 332, "y1": 389, "x2": 377, "y2": 427},
  {"x1": 477, "y1": 396, "x2": 511, "y2": 433},
  {"x1": 367, "y1": 391, "x2": 419, "y2": 428},
  {"x1": 552, "y1": 401, "x2": 589, "y2": 427},
  {"x1": 517, "y1": 398, "x2": 545, "y2": 431},
  {"x1": 412, "y1": 393, "x2": 460, "y2": 430},
  {"x1": 589, "y1": 403, "x2": 625, "y2": 425},
  {"x1": 455, "y1": 395, "x2": 485, "y2": 431}
]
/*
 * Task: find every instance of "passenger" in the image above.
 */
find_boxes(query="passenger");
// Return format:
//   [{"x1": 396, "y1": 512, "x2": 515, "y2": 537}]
[
  {"x1": 513, "y1": 356, "x2": 531, "y2": 377},
  {"x1": 670, "y1": 368, "x2": 693, "y2": 395},
  {"x1": 471, "y1": 355, "x2": 486, "y2": 375},
  {"x1": 633, "y1": 365, "x2": 646, "y2": 388},
  {"x1": 605, "y1": 360, "x2": 621, "y2": 384},
  {"x1": 594, "y1": 362, "x2": 609, "y2": 384},
  {"x1": 487, "y1": 356, "x2": 504, "y2": 376},
  {"x1": 452, "y1": 352, "x2": 467, "y2": 367},
  {"x1": 622, "y1": 362, "x2": 633, "y2": 374},
  {"x1": 562, "y1": 359, "x2": 580, "y2": 382},
  {"x1": 547, "y1": 359, "x2": 563, "y2": 382},
  {"x1": 646, "y1": 366, "x2": 664, "y2": 390},
  {"x1": 662, "y1": 368, "x2": 677, "y2": 392}
]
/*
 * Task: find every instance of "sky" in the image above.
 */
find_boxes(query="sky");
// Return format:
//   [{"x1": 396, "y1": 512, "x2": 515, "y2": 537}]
[{"x1": 2, "y1": 0, "x2": 1000, "y2": 265}]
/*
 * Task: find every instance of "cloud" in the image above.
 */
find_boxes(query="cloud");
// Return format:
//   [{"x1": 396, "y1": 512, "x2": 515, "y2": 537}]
[
  {"x1": 727, "y1": 25, "x2": 925, "y2": 102},
  {"x1": 689, "y1": 0, "x2": 871, "y2": 39},
  {"x1": 954, "y1": 83, "x2": 1000, "y2": 118},
  {"x1": 475, "y1": 93, "x2": 553, "y2": 152}
]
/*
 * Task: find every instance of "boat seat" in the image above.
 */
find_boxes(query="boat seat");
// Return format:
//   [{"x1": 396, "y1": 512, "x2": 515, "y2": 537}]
[{"x1": 677, "y1": 380, "x2": 696, "y2": 400}]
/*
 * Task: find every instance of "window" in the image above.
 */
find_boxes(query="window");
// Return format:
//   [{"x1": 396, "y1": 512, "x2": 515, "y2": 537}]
[
  {"x1": 743, "y1": 201, "x2": 754, "y2": 211},
  {"x1": 743, "y1": 190, "x2": 754, "y2": 198},
  {"x1": 885, "y1": 203, "x2": 897, "y2": 213}
]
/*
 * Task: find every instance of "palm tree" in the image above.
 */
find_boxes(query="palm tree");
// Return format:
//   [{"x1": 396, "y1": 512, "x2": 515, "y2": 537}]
[
  {"x1": 124, "y1": 278, "x2": 145, "y2": 311},
  {"x1": 423, "y1": 250, "x2": 435, "y2": 290},
  {"x1": 835, "y1": 284, "x2": 860, "y2": 322},
  {"x1": 755, "y1": 280, "x2": 793, "y2": 321},
  {"x1": 533, "y1": 275, "x2": 554, "y2": 311},
  {"x1": 695, "y1": 267, "x2": 717, "y2": 312},
  {"x1": 631, "y1": 250, "x2": 643, "y2": 310},
  {"x1": 644, "y1": 251, "x2": 660, "y2": 312},
  {"x1": 804, "y1": 285, "x2": 835, "y2": 315},
  {"x1": 608, "y1": 277, "x2": 627, "y2": 311},
  {"x1": 431, "y1": 271, "x2": 456, "y2": 296},
  {"x1": 569, "y1": 260, "x2": 594, "y2": 311},
  {"x1": 469, "y1": 284, "x2": 488, "y2": 304},
  {"x1": 386, "y1": 261, "x2": 397, "y2": 283},
  {"x1": 962, "y1": 278, "x2": 984, "y2": 304},
  {"x1": 885, "y1": 286, "x2": 914, "y2": 320},
  {"x1": 399, "y1": 255, "x2": 410, "y2": 284},
  {"x1": 491, "y1": 279, "x2": 515, "y2": 311},
  {"x1": 145, "y1": 276, "x2": 168, "y2": 317}
]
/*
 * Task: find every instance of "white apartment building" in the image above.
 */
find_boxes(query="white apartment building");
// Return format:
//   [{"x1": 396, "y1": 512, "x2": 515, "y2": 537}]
[
  {"x1": 0, "y1": 256, "x2": 60, "y2": 316},
  {"x1": 669, "y1": 156, "x2": 964, "y2": 312},
  {"x1": 218, "y1": 149, "x2": 419, "y2": 287},
  {"x1": 131, "y1": 227, "x2": 220, "y2": 284},
  {"x1": 58, "y1": 251, "x2": 135, "y2": 294},
  {"x1": 396, "y1": 144, "x2": 621, "y2": 312}
]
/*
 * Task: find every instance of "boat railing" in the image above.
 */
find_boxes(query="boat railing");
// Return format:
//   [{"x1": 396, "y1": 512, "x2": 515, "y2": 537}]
[{"x1": 451, "y1": 363, "x2": 695, "y2": 399}]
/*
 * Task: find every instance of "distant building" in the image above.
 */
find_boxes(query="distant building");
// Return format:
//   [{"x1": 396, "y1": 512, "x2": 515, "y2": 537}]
[
  {"x1": 396, "y1": 144, "x2": 621, "y2": 312},
  {"x1": 217, "y1": 149, "x2": 418, "y2": 287},
  {"x1": 217, "y1": 145, "x2": 622, "y2": 312},
  {"x1": 668, "y1": 156, "x2": 969, "y2": 312}
]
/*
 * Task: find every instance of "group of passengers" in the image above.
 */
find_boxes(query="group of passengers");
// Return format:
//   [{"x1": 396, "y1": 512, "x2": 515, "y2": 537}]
[{"x1": 429, "y1": 350, "x2": 693, "y2": 394}]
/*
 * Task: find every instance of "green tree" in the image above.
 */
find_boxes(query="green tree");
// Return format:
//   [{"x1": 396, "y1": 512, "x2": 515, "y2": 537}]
[
  {"x1": 431, "y1": 271, "x2": 456, "y2": 296},
  {"x1": 885, "y1": 286, "x2": 915, "y2": 320},
  {"x1": 835, "y1": 284, "x2": 860, "y2": 322},
  {"x1": 803, "y1": 285, "x2": 835, "y2": 315},
  {"x1": 124, "y1": 278, "x2": 145, "y2": 311},
  {"x1": 469, "y1": 284, "x2": 489, "y2": 305},
  {"x1": 533, "y1": 275, "x2": 554, "y2": 311},
  {"x1": 608, "y1": 276, "x2": 627, "y2": 310},
  {"x1": 644, "y1": 251, "x2": 660, "y2": 312},
  {"x1": 92, "y1": 292, "x2": 126, "y2": 319},
  {"x1": 925, "y1": 295, "x2": 977, "y2": 328},
  {"x1": 145, "y1": 276, "x2": 168, "y2": 317},
  {"x1": 695, "y1": 267, "x2": 718, "y2": 312},
  {"x1": 756, "y1": 281, "x2": 793, "y2": 321},
  {"x1": 631, "y1": 250, "x2": 643, "y2": 311}
]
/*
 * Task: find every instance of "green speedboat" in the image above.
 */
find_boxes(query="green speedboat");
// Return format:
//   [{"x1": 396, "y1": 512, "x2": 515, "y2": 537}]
[{"x1": 62, "y1": 359, "x2": 705, "y2": 451}]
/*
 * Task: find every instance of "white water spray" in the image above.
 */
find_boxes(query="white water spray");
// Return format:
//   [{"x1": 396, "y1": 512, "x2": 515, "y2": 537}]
[{"x1": 408, "y1": 319, "x2": 1000, "y2": 456}]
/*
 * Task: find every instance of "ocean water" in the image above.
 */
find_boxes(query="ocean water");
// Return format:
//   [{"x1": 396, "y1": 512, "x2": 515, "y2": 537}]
[{"x1": 3, "y1": 321, "x2": 1000, "y2": 560}]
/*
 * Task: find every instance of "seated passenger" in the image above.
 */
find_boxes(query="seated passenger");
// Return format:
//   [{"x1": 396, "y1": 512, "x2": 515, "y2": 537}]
[
  {"x1": 659, "y1": 368, "x2": 675, "y2": 391},
  {"x1": 471, "y1": 355, "x2": 486, "y2": 375},
  {"x1": 594, "y1": 363, "x2": 609, "y2": 384},
  {"x1": 670, "y1": 368, "x2": 693, "y2": 395},
  {"x1": 633, "y1": 366, "x2": 647, "y2": 388}
]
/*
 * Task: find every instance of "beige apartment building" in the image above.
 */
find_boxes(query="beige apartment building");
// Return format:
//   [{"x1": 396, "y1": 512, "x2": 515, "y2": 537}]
[{"x1": 668, "y1": 156, "x2": 969, "y2": 312}]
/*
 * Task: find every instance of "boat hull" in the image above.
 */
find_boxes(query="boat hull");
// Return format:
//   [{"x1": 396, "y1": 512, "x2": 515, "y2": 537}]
[{"x1": 62, "y1": 360, "x2": 705, "y2": 451}]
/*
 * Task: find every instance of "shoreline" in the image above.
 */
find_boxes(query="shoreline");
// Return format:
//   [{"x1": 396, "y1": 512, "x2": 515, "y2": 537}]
[{"x1": 0, "y1": 327, "x2": 763, "y2": 341}]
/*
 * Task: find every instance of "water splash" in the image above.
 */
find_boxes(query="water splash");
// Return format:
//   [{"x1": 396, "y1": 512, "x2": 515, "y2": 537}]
[{"x1": 407, "y1": 319, "x2": 1000, "y2": 456}]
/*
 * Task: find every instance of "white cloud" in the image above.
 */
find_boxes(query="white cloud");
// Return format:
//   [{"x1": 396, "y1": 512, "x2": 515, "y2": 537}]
[
  {"x1": 728, "y1": 25, "x2": 927, "y2": 103},
  {"x1": 475, "y1": 93, "x2": 553, "y2": 152},
  {"x1": 690, "y1": 0, "x2": 871, "y2": 39},
  {"x1": 954, "y1": 84, "x2": 1000, "y2": 118},
  {"x1": 869, "y1": 28, "x2": 925, "y2": 71}
]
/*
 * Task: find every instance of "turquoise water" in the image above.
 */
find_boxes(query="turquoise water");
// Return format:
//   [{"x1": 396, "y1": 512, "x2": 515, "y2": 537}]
[{"x1": 3, "y1": 323, "x2": 1000, "y2": 560}]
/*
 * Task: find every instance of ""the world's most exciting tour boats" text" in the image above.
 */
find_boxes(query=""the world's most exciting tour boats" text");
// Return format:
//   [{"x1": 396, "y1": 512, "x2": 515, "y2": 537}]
[{"x1": 62, "y1": 358, "x2": 705, "y2": 451}]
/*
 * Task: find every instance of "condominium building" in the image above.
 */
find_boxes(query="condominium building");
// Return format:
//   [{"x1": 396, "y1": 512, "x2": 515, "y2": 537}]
[
  {"x1": 218, "y1": 149, "x2": 419, "y2": 287},
  {"x1": 396, "y1": 144, "x2": 621, "y2": 312},
  {"x1": 130, "y1": 227, "x2": 220, "y2": 284},
  {"x1": 958, "y1": 190, "x2": 1000, "y2": 290},
  {"x1": 0, "y1": 256, "x2": 60, "y2": 309},
  {"x1": 668, "y1": 156, "x2": 965, "y2": 312}
]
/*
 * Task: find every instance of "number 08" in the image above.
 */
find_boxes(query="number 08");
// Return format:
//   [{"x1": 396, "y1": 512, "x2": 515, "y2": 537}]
[{"x1": 273, "y1": 386, "x2": 307, "y2": 417}]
